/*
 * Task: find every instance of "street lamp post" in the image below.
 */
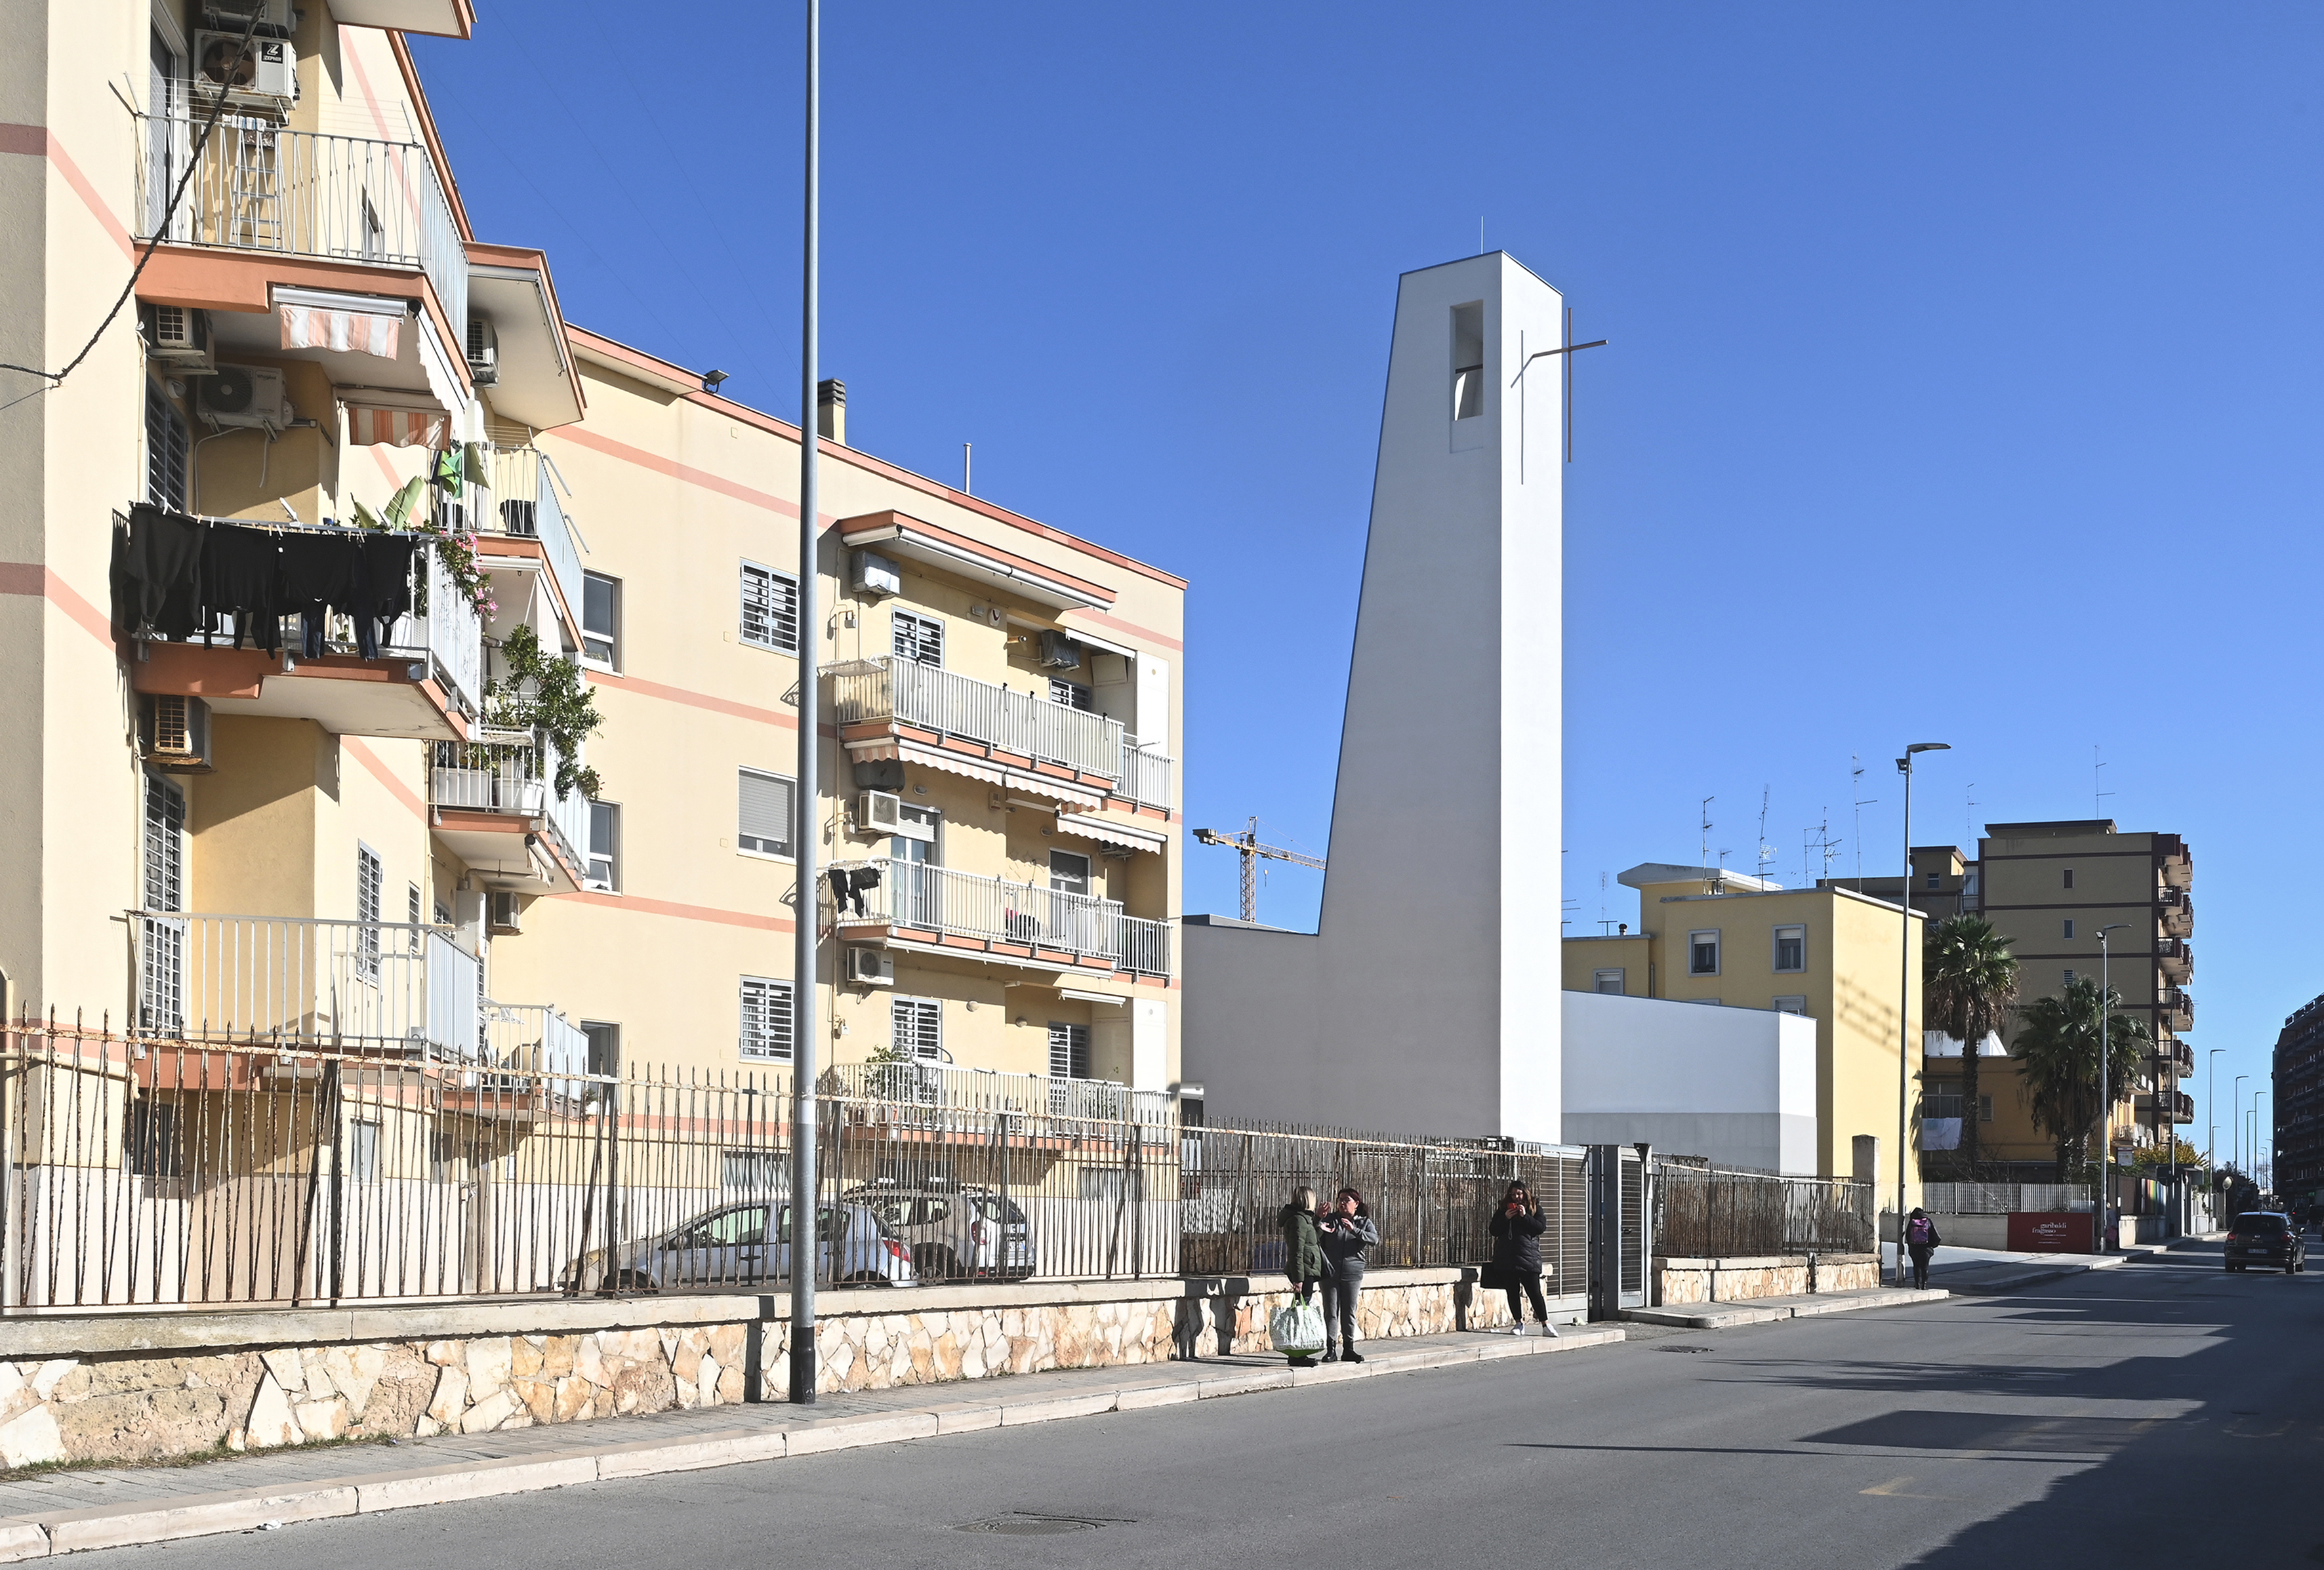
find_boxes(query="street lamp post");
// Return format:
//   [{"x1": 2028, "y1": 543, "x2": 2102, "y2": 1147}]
[
  {"x1": 1893, "y1": 742, "x2": 1949, "y2": 1287},
  {"x1": 2207, "y1": 1047, "x2": 2225, "y2": 1222},
  {"x1": 2254, "y1": 1090, "x2": 2270, "y2": 1193},
  {"x1": 2233, "y1": 1074, "x2": 2249, "y2": 1174},
  {"x1": 2094, "y1": 924, "x2": 2130, "y2": 1253}
]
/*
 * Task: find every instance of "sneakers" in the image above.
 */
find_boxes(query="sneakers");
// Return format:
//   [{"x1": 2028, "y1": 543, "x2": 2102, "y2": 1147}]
[{"x1": 1509, "y1": 1324, "x2": 1524, "y2": 1336}]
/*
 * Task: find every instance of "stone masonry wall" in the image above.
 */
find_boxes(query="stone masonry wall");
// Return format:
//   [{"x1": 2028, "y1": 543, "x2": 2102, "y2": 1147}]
[
  {"x1": 1652, "y1": 1254, "x2": 1882, "y2": 1305},
  {"x1": 0, "y1": 1271, "x2": 1553, "y2": 1470}
]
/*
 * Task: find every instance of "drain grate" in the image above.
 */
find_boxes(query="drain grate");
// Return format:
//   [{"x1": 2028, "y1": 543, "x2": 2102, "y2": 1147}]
[{"x1": 955, "y1": 1515, "x2": 1114, "y2": 1537}]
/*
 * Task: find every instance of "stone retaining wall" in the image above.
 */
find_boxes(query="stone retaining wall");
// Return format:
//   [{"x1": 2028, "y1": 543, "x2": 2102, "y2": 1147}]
[
  {"x1": 0, "y1": 1269, "x2": 1574, "y2": 1468},
  {"x1": 1652, "y1": 1253, "x2": 1881, "y2": 1305}
]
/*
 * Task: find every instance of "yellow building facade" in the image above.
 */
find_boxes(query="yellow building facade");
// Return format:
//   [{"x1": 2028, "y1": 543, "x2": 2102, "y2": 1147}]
[
  {"x1": 0, "y1": 1, "x2": 1185, "y2": 1095},
  {"x1": 1564, "y1": 864, "x2": 1924, "y2": 1190}
]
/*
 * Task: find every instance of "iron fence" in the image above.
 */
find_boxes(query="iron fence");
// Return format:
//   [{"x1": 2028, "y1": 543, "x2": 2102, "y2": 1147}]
[
  {"x1": 1179, "y1": 1121, "x2": 1591, "y2": 1303},
  {"x1": 1650, "y1": 1159, "x2": 1875, "y2": 1257},
  {"x1": 1921, "y1": 1181, "x2": 2094, "y2": 1215},
  {"x1": 0, "y1": 1018, "x2": 1180, "y2": 1310}
]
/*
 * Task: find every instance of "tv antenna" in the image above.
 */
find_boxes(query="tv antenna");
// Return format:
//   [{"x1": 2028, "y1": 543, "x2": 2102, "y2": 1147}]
[
  {"x1": 1757, "y1": 786, "x2": 1777, "y2": 886},
  {"x1": 1700, "y1": 796, "x2": 1715, "y2": 869},
  {"x1": 2093, "y1": 745, "x2": 2113, "y2": 818},
  {"x1": 1851, "y1": 755, "x2": 1878, "y2": 880}
]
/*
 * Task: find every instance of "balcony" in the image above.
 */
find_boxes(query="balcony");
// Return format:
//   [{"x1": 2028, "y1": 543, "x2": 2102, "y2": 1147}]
[
  {"x1": 129, "y1": 529, "x2": 484, "y2": 741},
  {"x1": 829, "y1": 656, "x2": 1177, "y2": 812},
  {"x1": 830, "y1": 857, "x2": 1174, "y2": 978},
  {"x1": 2136, "y1": 1090, "x2": 2197, "y2": 1126},
  {"x1": 2156, "y1": 937, "x2": 2193, "y2": 985},
  {"x1": 2158, "y1": 888, "x2": 2193, "y2": 938},
  {"x1": 129, "y1": 912, "x2": 479, "y2": 1058},
  {"x1": 133, "y1": 112, "x2": 467, "y2": 340},
  {"x1": 2161, "y1": 986, "x2": 2193, "y2": 1032},
  {"x1": 426, "y1": 733, "x2": 590, "y2": 893},
  {"x1": 451, "y1": 447, "x2": 585, "y2": 639}
]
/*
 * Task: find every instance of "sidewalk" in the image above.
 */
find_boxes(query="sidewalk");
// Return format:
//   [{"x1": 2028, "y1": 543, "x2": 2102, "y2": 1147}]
[
  {"x1": 0, "y1": 1326, "x2": 1621, "y2": 1560},
  {"x1": 1624, "y1": 1284, "x2": 1947, "y2": 1330},
  {"x1": 1878, "y1": 1232, "x2": 2217, "y2": 1295}
]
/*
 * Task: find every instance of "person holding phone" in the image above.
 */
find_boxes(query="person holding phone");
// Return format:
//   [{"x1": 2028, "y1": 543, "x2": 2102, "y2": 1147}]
[
  {"x1": 1488, "y1": 1180, "x2": 1552, "y2": 1336},
  {"x1": 1317, "y1": 1187, "x2": 1380, "y2": 1363}
]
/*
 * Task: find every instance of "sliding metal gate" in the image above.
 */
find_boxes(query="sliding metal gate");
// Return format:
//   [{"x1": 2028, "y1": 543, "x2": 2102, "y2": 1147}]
[{"x1": 1586, "y1": 1144, "x2": 1649, "y2": 1319}]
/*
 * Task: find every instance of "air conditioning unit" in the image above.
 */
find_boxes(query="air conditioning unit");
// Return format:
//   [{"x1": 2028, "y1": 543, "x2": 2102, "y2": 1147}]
[
  {"x1": 487, "y1": 891, "x2": 524, "y2": 935},
  {"x1": 141, "y1": 304, "x2": 213, "y2": 371},
  {"x1": 192, "y1": 30, "x2": 298, "y2": 105},
  {"x1": 202, "y1": 0, "x2": 296, "y2": 35},
  {"x1": 846, "y1": 947, "x2": 895, "y2": 986},
  {"x1": 851, "y1": 550, "x2": 902, "y2": 599},
  {"x1": 466, "y1": 317, "x2": 499, "y2": 386},
  {"x1": 855, "y1": 790, "x2": 903, "y2": 835},
  {"x1": 1038, "y1": 630, "x2": 1082, "y2": 671},
  {"x1": 198, "y1": 365, "x2": 291, "y2": 432},
  {"x1": 139, "y1": 694, "x2": 213, "y2": 771}
]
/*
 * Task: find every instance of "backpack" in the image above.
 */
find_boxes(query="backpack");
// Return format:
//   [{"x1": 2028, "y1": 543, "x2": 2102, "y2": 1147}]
[{"x1": 1907, "y1": 1217, "x2": 1935, "y2": 1246}]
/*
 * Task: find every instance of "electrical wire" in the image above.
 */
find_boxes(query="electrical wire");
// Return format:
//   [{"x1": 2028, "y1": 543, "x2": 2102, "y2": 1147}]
[{"x1": 0, "y1": 10, "x2": 265, "y2": 390}]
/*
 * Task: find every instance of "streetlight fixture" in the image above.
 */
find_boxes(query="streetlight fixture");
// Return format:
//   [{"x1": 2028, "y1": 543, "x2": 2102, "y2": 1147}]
[
  {"x1": 2094, "y1": 923, "x2": 2130, "y2": 1253},
  {"x1": 1892, "y1": 742, "x2": 1949, "y2": 1287}
]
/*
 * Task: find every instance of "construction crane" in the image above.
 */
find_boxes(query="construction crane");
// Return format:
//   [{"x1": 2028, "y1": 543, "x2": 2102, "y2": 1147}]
[{"x1": 1193, "y1": 816, "x2": 1325, "y2": 923}]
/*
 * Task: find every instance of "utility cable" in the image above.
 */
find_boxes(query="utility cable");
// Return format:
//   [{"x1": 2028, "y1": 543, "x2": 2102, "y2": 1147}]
[{"x1": 0, "y1": 10, "x2": 262, "y2": 389}]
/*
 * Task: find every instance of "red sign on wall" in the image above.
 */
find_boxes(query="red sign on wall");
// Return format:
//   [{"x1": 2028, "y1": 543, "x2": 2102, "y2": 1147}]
[{"x1": 2007, "y1": 1212, "x2": 2090, "y2": 1253}]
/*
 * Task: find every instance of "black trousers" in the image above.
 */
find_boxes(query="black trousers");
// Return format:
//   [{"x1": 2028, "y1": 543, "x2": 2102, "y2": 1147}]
[
  {"x1": 1322, "y1": 1264, "x2": 1364, "y2": 1348},
  {"x1": 1504, "y1": 1272, "x2": 1547, "y2": 1323},
  {"x1": 1909, "y1": 1246, "x2": 1934, "y2": 1288}
]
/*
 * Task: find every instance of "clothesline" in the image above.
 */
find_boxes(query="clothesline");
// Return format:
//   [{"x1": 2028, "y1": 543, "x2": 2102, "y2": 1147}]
[{"x1": 134, "y1": 508, "x2": 427, "y2": 540}]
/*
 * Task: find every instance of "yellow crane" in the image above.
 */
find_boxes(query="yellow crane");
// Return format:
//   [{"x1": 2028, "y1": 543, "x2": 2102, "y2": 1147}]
[{"x1": 1193, "y1": 816, "x2": 1326, "y2": 924}]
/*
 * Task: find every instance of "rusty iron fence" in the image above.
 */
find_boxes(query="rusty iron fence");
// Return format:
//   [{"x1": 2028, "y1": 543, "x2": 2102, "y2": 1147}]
[
  {"x1": 0, "y1": 1018, "x2": 1178, "y2": 1311},
  {"x1": 1180, "y1": 1120, "x2": 1591, "y2": 1307},
  {"x1": 1650, "y1": 1157, "x2": 1875, "y2": 1258}
]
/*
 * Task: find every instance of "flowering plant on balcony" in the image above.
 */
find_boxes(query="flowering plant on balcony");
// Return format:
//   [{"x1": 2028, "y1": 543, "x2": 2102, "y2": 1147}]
[{"x1": 485, "y1": 622, "x2": 602, "y2": 799}]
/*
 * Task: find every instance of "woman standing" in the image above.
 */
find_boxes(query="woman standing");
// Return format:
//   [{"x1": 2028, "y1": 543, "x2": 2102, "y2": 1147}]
[
  {"x1": 1317, "y1": 1188, "x2": 1380, "y2": 1363},
  {"x1": 1277, "y1": 1187, "x2": 1326, "y2": 1367},
  {"x1": 1488, "y1": 1180, "x2": 1552, "y2": 1336}
]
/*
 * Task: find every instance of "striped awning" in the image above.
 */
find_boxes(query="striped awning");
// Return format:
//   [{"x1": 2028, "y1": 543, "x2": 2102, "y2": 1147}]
[
  {"x1": 346, "y1": 404, "x2": 445, "y2": 449},
  {"x1": 279, "y1": 300, "x2": 402, "y2": 359}
]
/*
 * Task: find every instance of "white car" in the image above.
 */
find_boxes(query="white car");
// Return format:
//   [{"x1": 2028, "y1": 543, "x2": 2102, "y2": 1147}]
[
  {"x1": 564, "y1": 1199, "x2": 916, "y2": 1292},
  {"x1": 842, "y1": 1181, "x2": 1038, "y2": 1281}
]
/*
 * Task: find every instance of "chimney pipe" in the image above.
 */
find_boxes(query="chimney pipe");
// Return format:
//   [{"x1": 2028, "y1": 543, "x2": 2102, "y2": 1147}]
[{"x1": 817, "y1": 378, "x2": 846, "y2": 446}]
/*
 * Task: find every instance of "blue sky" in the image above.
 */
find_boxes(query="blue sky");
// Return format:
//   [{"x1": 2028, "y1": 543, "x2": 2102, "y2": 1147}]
[{"x1": 414, "y1": 3, "x2": 2319, "y2": 1171}]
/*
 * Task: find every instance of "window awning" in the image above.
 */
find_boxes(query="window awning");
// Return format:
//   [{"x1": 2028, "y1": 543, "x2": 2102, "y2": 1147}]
[
  {"x1": 277, "y1": 289, "x2": 403, "y2": 360},
  {"x1": 1054, "y1": 811, "x2": 1168, "y2": 855}
]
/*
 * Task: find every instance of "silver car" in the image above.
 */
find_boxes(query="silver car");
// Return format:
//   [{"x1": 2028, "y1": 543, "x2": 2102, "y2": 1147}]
[
  {"x1": 842, "y1": 1181, "x2": 1037, "y2": 1281},
  {"x1": 564, "y1": 1199, "x2": 916, "y2": 1291}
]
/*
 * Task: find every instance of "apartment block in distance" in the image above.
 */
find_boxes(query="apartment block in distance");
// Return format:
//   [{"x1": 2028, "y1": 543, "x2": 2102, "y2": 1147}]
[
  {"x1": 0, "y1": 1, "x2": 1185, "y2": 1104},
  {"x1": 1560, "y1": 864, "x2": 1925, "y2": 1194},
  {"x1": 2274, "y1": 997, "x2": 2322, "y2": 1206}
]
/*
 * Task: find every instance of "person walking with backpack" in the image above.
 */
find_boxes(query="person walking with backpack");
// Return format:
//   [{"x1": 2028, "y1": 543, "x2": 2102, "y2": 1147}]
[
  {"x1": 1276, "y1": 1187, "x2": 1326, "y2": 1368},
  {"x1": 1904, "y1": 1207, "x2": 1942, "y2": 1289},
  {"x1": 1488, "y1": 1180, "x2": 1554, "y2": 1336},
  {"x1": 1317, "y1": 1188, "x2": 1379, "y2": 1363}
]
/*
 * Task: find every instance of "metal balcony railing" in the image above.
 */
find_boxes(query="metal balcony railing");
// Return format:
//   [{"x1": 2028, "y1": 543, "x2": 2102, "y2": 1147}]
[
  {"x1": 479, "y1": 1001, "x2": 589, "y2": 1079},
  {"x1": 830, "y1": 656, "x2": 1126, "y2": 784},
  {"x1": 832, "y1": 857, "x2": 1174, "y2": 976},
  {"x1": 1118, "y1": 738, "x2": 1177, "y2": 811},
  {"x1": 128, "y1": 912, "x2": 480, "y2": 1060},
  {"x1": 133, "y1": 111, "x2": 468, "y2": 338},
  {"x1": 455, "y1": 447, "x2": 584, "y2": 632},
  {"x1": 426, "y1": 731, "x2": 589, "y2": 873},
  {"x1": 399, "y1": 547, "x2": 484, "y2": 718}
]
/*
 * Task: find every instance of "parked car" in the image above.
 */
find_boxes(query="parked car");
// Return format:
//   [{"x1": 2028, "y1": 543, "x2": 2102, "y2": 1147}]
[
  {"x1": 561, "y1": 1199, "x2": 916, "y2": 1292},
  {"x1": 840, "y1": 1180, "x2": 1038, "y2": 1281},
  {"x1": 2224, "y1": 1211, "x2": 2306, "y2": 1274}
]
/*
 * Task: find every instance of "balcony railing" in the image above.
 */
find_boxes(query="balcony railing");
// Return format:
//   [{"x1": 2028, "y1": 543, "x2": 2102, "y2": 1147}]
[
  {"x1": 457, "y1": 447, "x2": 584, "y2": 630},
  {"x1": 479, "y1": 1001, "x2": 588, "y2": 1079},
  {"x1": 403, "y1": 546, "x2": 484, "y2": 718},
  {"x1": 428, "y1": 731, "x2": 590, "y2": 874},
  {"x1": 832, "y1": 856, "x2": 1174, "y2": 976},
  {"x1": 133, "y1": 111, "x2": 468, "y2": 340},
  {"x1": 831, "y1": 656, "x2": 1126, "y2": 784},
  {"x1": 129, "y1": 912, "x2": 479, "y2": 1059},
  {"x1": 1118, "y1": 739, "x2": 1177, "y2": 811}
]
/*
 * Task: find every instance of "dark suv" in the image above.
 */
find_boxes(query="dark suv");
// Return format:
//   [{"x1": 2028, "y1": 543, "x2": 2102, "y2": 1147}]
[{"x1": 2224, "y1": 1211, "x2": 2306, "y2": 1274}]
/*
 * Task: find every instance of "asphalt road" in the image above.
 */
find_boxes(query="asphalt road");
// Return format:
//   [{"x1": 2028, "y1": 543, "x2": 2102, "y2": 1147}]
[{"x1": 85, "y1": 1239, "x2": 2321, "y2": 1569}]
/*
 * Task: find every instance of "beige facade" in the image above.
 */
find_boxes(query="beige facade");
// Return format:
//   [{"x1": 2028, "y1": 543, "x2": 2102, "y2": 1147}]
[
  {"x1": 1563, "y1": 865, "x2": 1924, "y2": 1190},
  {"x1": 0, "y1": 3, "x2": 1185, "y2": 1095}
]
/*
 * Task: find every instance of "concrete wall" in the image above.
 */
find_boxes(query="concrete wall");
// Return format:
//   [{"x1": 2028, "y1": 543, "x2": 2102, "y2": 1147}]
[
  {"x1": 1185, "y1": 252, "x2": 1564, "y2": 1140},
  {"x1": 1561, "y1": 991, "x2": 1818, "y2": 1172}
]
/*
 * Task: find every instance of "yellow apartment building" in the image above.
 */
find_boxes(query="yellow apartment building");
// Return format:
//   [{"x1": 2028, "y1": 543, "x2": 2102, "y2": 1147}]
[
  {"x1": 0, "y1": 1, "x2": 1185, "y2": 1097},
  {"x1": 1564, "y1": 863, "x2": 1925, "y2": 1190}
]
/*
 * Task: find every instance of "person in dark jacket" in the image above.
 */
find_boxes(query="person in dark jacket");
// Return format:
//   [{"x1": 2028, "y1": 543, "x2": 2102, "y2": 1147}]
[
  {"x1": 1278, "y1": 1188, "x2": 1325, "y2": 1367},
  {"x1": 1317, "y1": 1188, "x2": 1380, "y2": 1364},
  {"x1": 1904, "y1": 1206, "x2": 1942, "y2": 1290},
  {"x1": 1488, "y1": 1180, "x2": 1553, "y2": 1336}
]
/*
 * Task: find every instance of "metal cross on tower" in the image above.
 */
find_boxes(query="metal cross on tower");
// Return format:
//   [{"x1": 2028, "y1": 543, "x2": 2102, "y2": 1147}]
[{"x1": 1193, "y1": 816, "x2": 1325, "y2": 924}]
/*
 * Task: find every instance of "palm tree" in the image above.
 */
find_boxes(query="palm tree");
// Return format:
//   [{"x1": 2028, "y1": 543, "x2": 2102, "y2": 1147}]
[
  {"x1": 2010, "y1": 977, "x2": 2152, "y2": 1181},
  {"x1": 1923, "y1": 916, "x2": 2019, "y2": 1165}
]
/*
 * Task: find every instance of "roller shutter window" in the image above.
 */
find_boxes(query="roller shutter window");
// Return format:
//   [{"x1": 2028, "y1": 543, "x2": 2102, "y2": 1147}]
[{"x1": 739, "y1": 769, "x2": 795, "y2": 857}]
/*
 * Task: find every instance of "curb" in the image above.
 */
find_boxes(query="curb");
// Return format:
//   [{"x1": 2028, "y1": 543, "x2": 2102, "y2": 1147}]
[
  {"x1": 1622, "y1": 1287, "x2": 1946, "y2": 1330},
  {"x1": 0, "y1": 1327, "x2": 1623, "y2": 1560}
]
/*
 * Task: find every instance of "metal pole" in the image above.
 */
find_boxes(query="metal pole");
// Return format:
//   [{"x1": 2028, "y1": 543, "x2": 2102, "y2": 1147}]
[
  {"x1": 1895, "y1": 759, "x2": 1911, "y2": 1287},
  {"x1": 787, "y1": 0, "x2": 822, "y2": 1408},
  {"x1": 2254, "y1": 1091, "x2": 2269, "y2": 1192},
  {"x1": 2233, "y1": 1074, "x2": 2247, "y2": 1174},
  {"x1": 2097, "y1": 933, "x2": 2109, "y2": 1253},
  {"x1": 2206, "y1": 1049, "x2": 2221, "y2": 1176}
]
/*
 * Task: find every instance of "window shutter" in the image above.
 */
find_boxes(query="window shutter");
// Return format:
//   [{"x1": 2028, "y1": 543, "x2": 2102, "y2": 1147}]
[
  {"x1": 741, "y1": 563, "x2": 799, "y2": 653},
  {"x1": 1048, "y1": 1021, "x2": 1090, "y2": 1079},
  {"x1": 738, "y1": 770, "x2": 794, "y2": 856},
  {"x1": 893, "y1": 997, "x2": 943, "y2": 1060},
  {"x1": 893, "y1": 611, "x2": 943, "y2": 666},
  {"x1": 741, "y1": 978, "x2": 794, "y2": 1060}
]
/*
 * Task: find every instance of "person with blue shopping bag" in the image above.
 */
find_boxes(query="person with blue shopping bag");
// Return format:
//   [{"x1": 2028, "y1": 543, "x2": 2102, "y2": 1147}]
[{"x1": 1272, "y1": 1187, "x2": 1327, "y2": 1368}]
